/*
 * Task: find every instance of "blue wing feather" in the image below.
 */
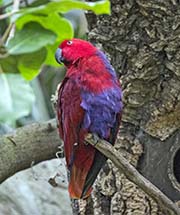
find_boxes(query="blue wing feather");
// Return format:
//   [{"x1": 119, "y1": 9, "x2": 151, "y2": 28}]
[{"x1": 81, "y1": 86, "x2": 123, "y2": 139}]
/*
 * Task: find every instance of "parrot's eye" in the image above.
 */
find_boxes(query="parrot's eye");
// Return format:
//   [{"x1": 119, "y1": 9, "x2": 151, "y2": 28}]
[{"x1": 67, "y1": 40, "x2": 73, "y2": 45}]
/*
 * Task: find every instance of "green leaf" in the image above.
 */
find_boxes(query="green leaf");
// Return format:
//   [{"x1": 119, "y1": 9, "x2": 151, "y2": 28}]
[
  {"x1": 18, "y1": 48, "x2": 47, "y2": 80},
  {"x1": 29, "y1": 0, "x2": 49, "y2": 7},
  {"x1": 7, "y1": 22, "x2": 57, "y2": 55},
  {"x1": 0, "y1": 73, "x2": 35, "y2": 125},
  {"x1": 0, "y1": 55, "x2": 19, "y2": 73},
  {"x1": 45, "y1": 42, "x2": 62, "y2": 67},
  {"x1": 16, "y1": 13, "x2": 73, "y2": 41},
  {"x1": 12, "y1": 0, "x2": 110, "y2": 22},
  {"x1": 15, "y1": 14, "x2": 73, "y2": 67},
  {"x1": 18, "y1": 64, "x2": 40, "y2": 81}
]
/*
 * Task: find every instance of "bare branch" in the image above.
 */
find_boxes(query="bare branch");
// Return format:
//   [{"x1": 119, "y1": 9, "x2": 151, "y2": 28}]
[
  {"x1": 0, "y1": 11, "x2": 16, "y2": 20},
  {"x1": 0, "y1": 119, "x2": 63, "y2": 184},
  {"x1": 85, "y1": 134, "x2": 180, "y2": 215},
  {"x1": 0, "y1": 0, "x2": 20, "y2": 20}
]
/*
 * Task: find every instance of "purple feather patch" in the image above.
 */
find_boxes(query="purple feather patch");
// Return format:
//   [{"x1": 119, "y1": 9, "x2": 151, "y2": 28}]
[{"x1": 81, "y1": 86, "x2": 123, "y2": 139}]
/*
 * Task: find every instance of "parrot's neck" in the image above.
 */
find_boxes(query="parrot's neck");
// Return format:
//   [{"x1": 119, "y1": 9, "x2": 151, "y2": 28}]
[{"x1": 66, "y1": 53, "x2": 119, "y2": 94}]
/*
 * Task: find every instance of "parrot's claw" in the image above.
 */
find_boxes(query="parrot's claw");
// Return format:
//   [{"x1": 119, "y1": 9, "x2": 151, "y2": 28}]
[
  {"x1": 85, "y1": 133, "x2": 100, "y2": 146},
  {"x1": 92, "y1": 134, "x2": 100, "y2": 146}
]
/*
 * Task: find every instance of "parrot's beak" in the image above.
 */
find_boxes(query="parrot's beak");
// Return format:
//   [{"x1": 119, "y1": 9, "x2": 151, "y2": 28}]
[{"x1": 55, "y1": 48, "x2": 64, "y2": 64}]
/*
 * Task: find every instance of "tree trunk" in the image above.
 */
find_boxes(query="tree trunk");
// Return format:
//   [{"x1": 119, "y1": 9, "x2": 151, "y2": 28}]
[{"x1": 73, "y1": 0, "x2": 180, "y2": 214}]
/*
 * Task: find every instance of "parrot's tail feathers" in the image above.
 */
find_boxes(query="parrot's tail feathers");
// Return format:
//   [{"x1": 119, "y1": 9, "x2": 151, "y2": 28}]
[
  {"x1": 68, "y1": 151, "x2": 107, "y2": 199},
  {"x1": 81, "y1": 151, "x2": 107, "y2": 198},
  {"x1": 68, "y1": 164, "x2": 92, "y2": 199}
]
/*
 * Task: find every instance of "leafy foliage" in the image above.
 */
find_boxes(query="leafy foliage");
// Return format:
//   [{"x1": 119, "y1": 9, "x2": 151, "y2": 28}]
[
  {"x1": 18, "y1": 47, "x2": 47, "y2": 80},
  {"x1": 7, "y1": 22, "x2": 56, "y2": 55},
  {"x1": 13, "y1": 0, "x2": 110, "y2": 18},
  {"x1": 1, "y1": 0, "x2": 110, "y2": 80}
]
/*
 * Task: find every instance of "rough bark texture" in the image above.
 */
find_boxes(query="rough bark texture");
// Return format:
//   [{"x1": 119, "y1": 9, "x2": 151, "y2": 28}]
[
  {"x1": 72, "y1": 0, "x2": 180, "y2": 214},
  {"x1": 85, "y1": 134, "x2": 180, "y2": 215},
  {"x1": 0, "y1": 119, "x2": 63, "y2": 184}
]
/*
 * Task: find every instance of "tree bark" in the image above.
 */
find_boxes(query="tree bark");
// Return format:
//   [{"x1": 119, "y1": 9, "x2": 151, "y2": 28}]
[
  {"x1": 0, "y1": 119, "x2": 63, "y2": 184},
  {"x1": 86, "y1": 134, "x2": 180, "y2": 215},
  {"x1": 71, "y1": 0, "x2": 180, "y2": 214}
]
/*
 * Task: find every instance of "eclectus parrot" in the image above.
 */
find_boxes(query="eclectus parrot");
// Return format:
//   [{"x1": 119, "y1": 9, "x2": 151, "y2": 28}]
[{"x1": 55, "y1": 39, "x2": 123, "y2": 199}]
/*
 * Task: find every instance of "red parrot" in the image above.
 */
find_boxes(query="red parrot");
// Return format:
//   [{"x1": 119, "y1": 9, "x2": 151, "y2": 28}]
[{"x1": 55, "y1": 38, "x2": 123, "y2": 199}]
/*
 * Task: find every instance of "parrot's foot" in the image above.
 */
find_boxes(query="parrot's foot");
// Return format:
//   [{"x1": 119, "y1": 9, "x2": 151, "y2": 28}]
[
  {"x1": 86, "y1": 133, "x2": 100, "y2": 146},
  {"x1": 92, "y1": 133, "x2": 100, "y2": 146}
]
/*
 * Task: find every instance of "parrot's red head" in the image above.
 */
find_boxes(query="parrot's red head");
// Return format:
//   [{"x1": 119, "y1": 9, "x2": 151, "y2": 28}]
[{"x1": 55, "y1": 38, "x2": 97, "y2": 67}]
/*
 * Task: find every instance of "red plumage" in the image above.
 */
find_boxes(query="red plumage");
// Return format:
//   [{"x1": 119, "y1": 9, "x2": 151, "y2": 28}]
[
  {"x1": 55, "y1": 39, "x2": 122, "y2": 199},
  {"x1": 57, "y1": 77, "x2": 95, "y2": 198}
]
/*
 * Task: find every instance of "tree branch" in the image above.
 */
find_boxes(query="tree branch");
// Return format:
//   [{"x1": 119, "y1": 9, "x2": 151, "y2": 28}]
[
  {"x1": 0, "y1": 120, "x2": 179, "y2": 214},
  {"x1": 85, "y1": 134, "x2": 180, "y2": 215},
  {"x1": 0, "y1": 11, "x2": 16, "y2": 20},
  {"x1": 0, "y1": 119, "x2": 63, "y2": 184}
]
